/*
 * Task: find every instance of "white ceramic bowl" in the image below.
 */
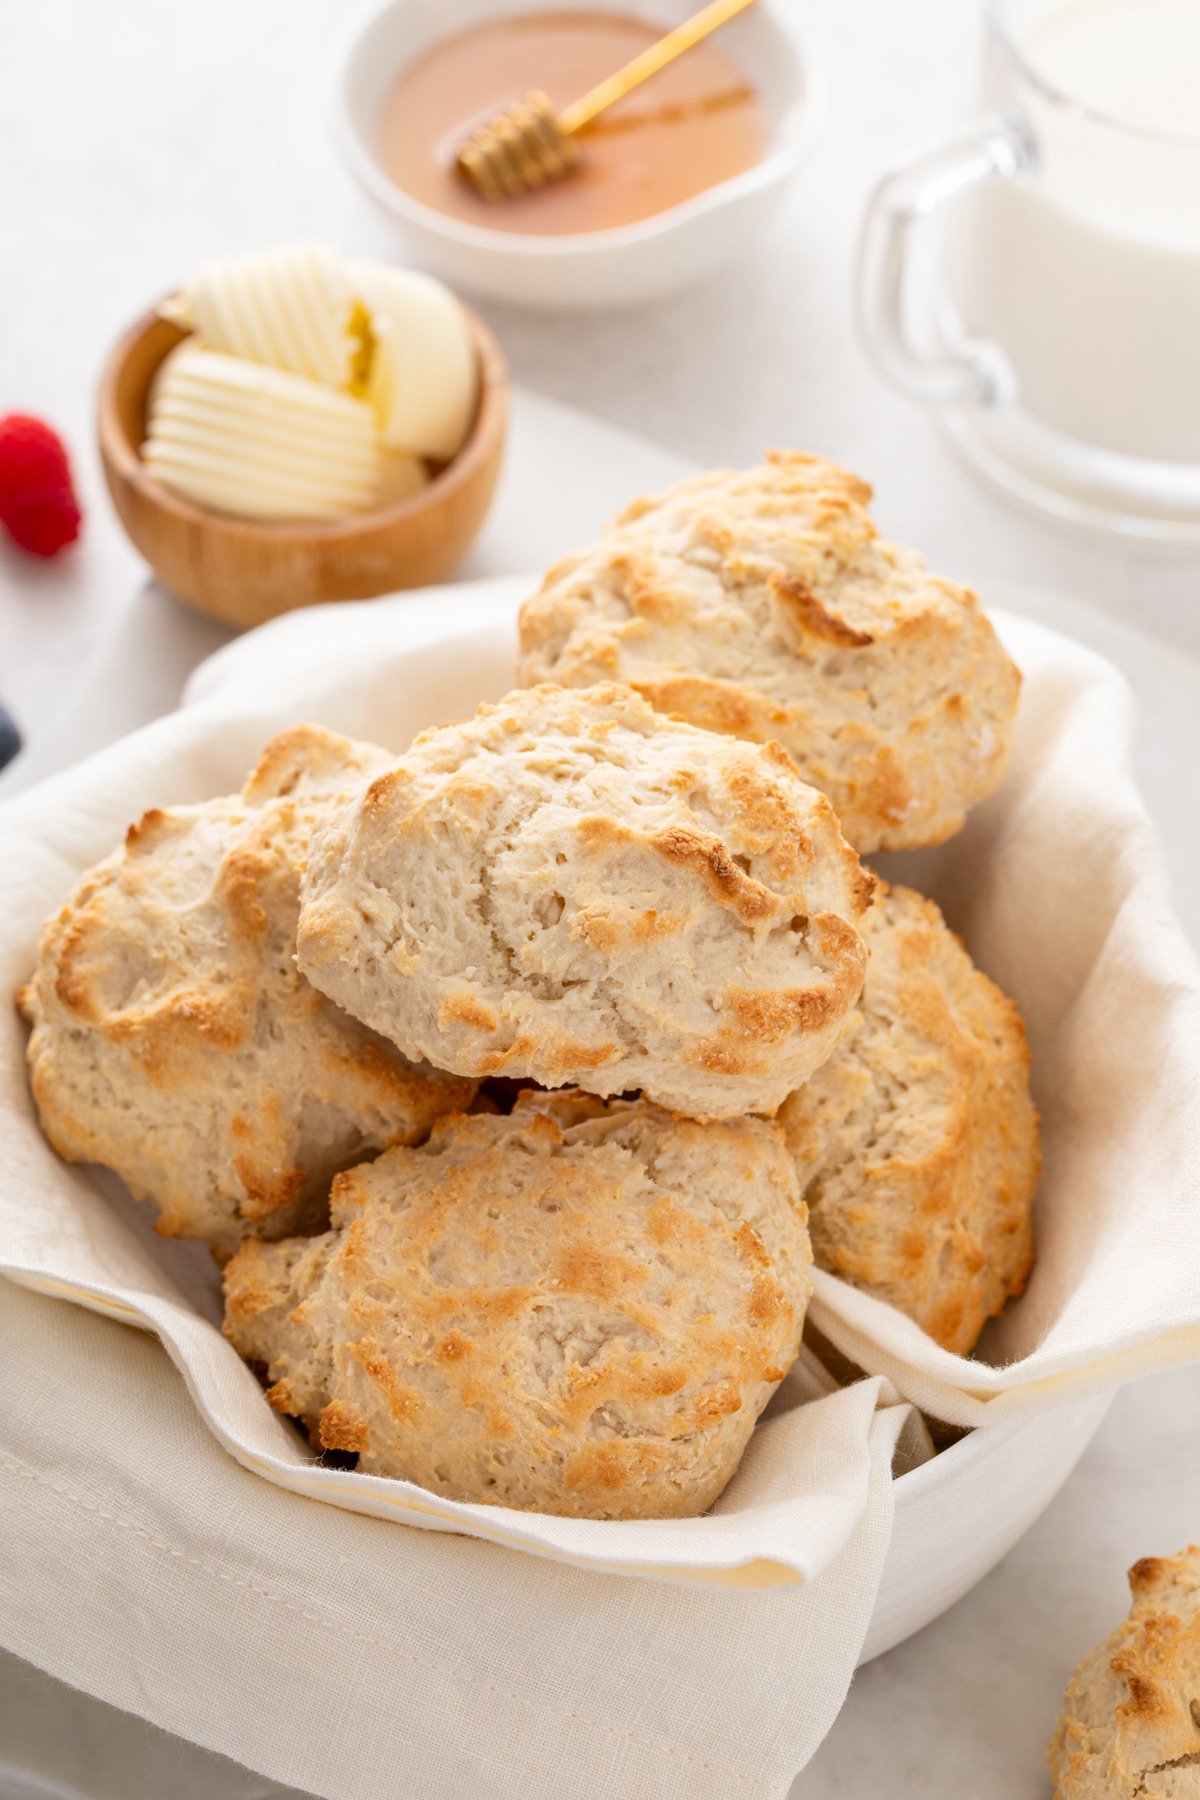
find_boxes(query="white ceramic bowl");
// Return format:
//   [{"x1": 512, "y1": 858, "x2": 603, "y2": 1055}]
[
  {"x1": 865, "y1": 1390, "x2": 1111, "y2": 1662},
  {"x1": 336, "y1": 0, "x2": 823, "y2": 310}
]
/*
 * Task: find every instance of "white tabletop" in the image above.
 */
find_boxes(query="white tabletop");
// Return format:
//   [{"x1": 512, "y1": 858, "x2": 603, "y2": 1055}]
[
  {"x1": 2, "y1": 0, "x2": 1198, "y2": 751},
  {"x1": 3, "y1": 2, "x2": 1200, "y2": 1797}
]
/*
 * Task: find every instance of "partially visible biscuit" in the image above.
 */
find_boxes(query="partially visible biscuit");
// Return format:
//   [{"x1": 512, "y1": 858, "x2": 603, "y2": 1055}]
[
  {"x1": 296, "y1": 682, "x2": 873, "y2": 1120},
  {"x1": 20, "y1": 724, "x2": 476, "y2": 1258},
  {"x1": 777, "y1": 881, "x2": 1038, "y2": 1354},
  {"x1": 1049, "y1": 1546, "x2": 1200, "y2": 1798},
  {"x1": 518, "y1": 452, "x2": 1020, "y2": 853},
  {"x1": 223, "y1": 1091, "x2": 812, "y2": 1519}
]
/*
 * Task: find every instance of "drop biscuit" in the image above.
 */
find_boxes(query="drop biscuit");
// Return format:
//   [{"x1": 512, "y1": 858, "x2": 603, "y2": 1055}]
[
  {"x1": 1049, "y1": 1545, "x2": 1200, "y2": 1798},
  {"x1": 296, "y1": 682, "x2": 874, "y2": 1119},
  {"x1": 518, "y1": 452, "x2": 1020, "y2": 853},
  {"x1": 778, "y1": 881, "x2": 1038, "y2": 1353},
  {"x1": 223, "y1": 1091, "x2": 813, "y2": 1518},
  {"x1": 20, "y1": 724, "x2": 475, "y2": 1257}
]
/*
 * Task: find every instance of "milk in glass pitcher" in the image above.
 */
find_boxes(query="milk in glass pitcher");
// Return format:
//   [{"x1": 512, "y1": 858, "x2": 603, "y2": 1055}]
[{"x1": 857, "y1": 0, "x2": 1200, "y2": 543}]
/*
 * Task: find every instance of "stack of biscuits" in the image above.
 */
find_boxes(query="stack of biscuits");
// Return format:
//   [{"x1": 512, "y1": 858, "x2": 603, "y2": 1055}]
[{"x1": 19, "y1": 451, "x2": 1040, "y2": 1521}]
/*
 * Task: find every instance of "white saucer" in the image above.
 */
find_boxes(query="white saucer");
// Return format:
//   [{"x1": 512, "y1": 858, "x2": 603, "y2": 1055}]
[{"x1": 944, "y1": 404, "x2": 1200, "y2": 549}]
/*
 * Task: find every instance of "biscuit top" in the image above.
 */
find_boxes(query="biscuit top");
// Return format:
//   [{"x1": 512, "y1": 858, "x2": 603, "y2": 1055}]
[
  {"x1": 1049, "y1": 1545, "x2": 1200, "y2": 1798},
  {"x1": 518, "y1": 452, "x2": 1021, "y2": 853},
  {"x1": 521, "y1": 455, "x2": 939, "y2": 662},
  {"x1": 242, "y1": 721, "x2": 392, "y2": 808},
  {"x1": 598, "y1": 453, "x2": 935, "y2": 643},
  {"x1": 223, "y1": 1092, "x2": 812, "y2": 1518},
  {"x1": 296, "y1": 682, "x2": 873, "y2": 1118},
  {"x1": 35, "y1": 723, "x2": 393, "y2": 1090}
]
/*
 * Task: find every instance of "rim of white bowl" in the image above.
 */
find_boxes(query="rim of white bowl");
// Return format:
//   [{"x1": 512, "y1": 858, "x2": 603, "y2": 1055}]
[{"x1": 333, "y1": 0, "x2": 826, "y2": 258}]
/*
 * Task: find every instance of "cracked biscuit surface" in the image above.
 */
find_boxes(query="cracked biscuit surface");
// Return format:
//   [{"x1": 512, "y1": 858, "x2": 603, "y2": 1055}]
[
  {"x1": 517, "y1": 452, "x2": 1020, "y2": 853},
  {"x1": 223, "y1": 1090, "x2": 812, "y2": 1518},
  {"x1": 1049, "y1": 1546, "x2": 1200, "y2": 1798},
  {"x1": 19, "y1": 724, "x2": 476, "y2": 1258},
  {"x1": 296, "y1": 682, "x2": 873, "y2": 1120},
  {"x1": 777, "y1": 881, "x2": 1038, "y2": 1354}
]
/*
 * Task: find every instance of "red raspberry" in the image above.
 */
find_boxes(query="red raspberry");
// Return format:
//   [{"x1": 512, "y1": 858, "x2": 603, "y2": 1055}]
[{"x1": 0, "y1": 414, "x2": 82, "y2": 557}]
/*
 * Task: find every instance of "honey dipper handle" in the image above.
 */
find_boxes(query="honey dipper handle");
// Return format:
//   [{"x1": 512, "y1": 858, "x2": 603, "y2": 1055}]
[{"x1": 556, "y1": 0, "x2": 759, "y2": 136}]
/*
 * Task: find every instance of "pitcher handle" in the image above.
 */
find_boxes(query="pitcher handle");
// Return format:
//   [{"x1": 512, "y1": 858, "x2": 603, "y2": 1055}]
[{"x1": 855, "y1": 114, "x2": 1037, "y2": 408}]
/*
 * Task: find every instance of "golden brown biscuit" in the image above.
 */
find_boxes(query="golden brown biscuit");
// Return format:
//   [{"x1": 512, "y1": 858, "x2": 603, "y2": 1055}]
[
  {"x1": 1049, "y1": 1546, "x2": 1200, "y2": 1798},
  {"x1": 20, "y1": 724, "x2": 475, "y2": 1258},
  {"x1": 777, "y1": 881, "x2": 1038, "y2": 1353},
  {"x1": 223, "y1": 1091, "x2": 812, "y2": 1519},
  {"x1": 296, "y1": 682, "x2": 873, "y2": 1120},
  {"x1": 518, "y1": 452, "x2": 1020, "y2": 853}
]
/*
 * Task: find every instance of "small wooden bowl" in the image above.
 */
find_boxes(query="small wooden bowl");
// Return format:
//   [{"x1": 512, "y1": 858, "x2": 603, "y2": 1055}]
[{"x1": 97, "y1": 299, "x2": 509, "y2": 629}]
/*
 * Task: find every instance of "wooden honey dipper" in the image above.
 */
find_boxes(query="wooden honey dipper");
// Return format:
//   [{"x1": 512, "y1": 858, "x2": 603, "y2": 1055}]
[{"x1": 455, "y1": 0, "x2": 759, "y2": 201}]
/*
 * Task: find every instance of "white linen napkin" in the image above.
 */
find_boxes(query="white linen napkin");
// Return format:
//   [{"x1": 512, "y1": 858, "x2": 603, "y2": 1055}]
[
  {"x1": 0, "y1": 576, "x2": 1197, "y2": 1799},
  {"x1": 0, "y1": 1276, "x2": 901, "y2": 1800}
]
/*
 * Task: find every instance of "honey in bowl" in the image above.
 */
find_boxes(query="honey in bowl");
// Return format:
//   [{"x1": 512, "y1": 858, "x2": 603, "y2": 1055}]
[{"x1": 379, "y1": 10, "x2": 768, "y2": 236}]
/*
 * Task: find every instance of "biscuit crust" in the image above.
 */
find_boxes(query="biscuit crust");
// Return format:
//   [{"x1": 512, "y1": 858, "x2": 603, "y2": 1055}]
[
  {"x1": 1049, "y1": 1546, "x2": 1200, "y2": 1798},
  {"x1": 223, "y1": 1091, "x2": 812, "y2": 1519},
  {"x1": 19, "y1": 725, "x2": 476, "y2": 1257},
  {"x1": 778, "y1": 882, "x2": 1038, "y2": 1354},
  {"x1": 296, "y1": 682, "x2": 872, "y2": 1120},
  {"x1": 517, "y1": 452, "x2": 1021, "y2": 853}
]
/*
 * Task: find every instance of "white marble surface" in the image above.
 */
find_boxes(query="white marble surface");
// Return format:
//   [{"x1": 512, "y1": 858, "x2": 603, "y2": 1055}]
[{"x1": 2, "y1": 2, "x2": 1200, "y2": 1797}]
